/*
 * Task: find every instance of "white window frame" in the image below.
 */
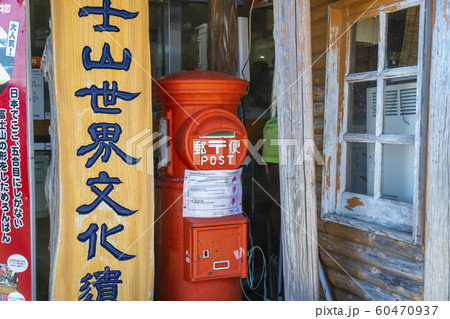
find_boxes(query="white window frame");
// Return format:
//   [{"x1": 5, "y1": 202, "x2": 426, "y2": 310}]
[{"x1": 322, "y1": 0, "x2": 431, "y2": 244}]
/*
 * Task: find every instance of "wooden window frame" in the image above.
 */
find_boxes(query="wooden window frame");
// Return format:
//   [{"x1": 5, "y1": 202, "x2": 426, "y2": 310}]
[{"x1": 322, "y1": 0, "x2": 432, "y2": 244}]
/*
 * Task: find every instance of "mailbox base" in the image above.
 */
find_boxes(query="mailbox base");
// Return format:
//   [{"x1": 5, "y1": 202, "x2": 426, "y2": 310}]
[{"x1": 155, "y1": 178, "x2": 246, "y2": 301}]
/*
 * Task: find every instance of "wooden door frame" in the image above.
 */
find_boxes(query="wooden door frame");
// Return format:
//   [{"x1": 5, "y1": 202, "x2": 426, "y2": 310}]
[
  {"x1": 423, "y1": 0, "x2": 450, "y2": 301},
  {"x1": 273, "y1": 0, "x2": 319, "y2": 300}
]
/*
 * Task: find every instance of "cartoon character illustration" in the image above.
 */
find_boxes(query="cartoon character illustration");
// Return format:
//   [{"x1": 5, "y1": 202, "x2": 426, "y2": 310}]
[{"x1": 0, "y1": 24, "x2": 18, "y2": 94}]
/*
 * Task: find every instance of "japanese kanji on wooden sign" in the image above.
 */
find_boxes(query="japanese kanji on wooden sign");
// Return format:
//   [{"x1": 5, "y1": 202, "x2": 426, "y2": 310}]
[{"x1": 48, "y1": 0, "x2": 154, "y2": 301}]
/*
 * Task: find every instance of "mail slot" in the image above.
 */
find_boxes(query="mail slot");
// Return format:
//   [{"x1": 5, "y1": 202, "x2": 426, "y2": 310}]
[
  {"x1": 175, "y1": 108, "x2": 248, "y2": 171},
  {"x1": 184, "y1": 214, "x2": 247, "y2": 281}
]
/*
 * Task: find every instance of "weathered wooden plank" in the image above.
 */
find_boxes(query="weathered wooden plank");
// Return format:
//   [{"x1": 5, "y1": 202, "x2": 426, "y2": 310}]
[
  {"x1": 320, "y1": 250, "x2": 423, "y2": 300},
  {"x1": 338, "y1": 193, "x2": 412, "y2": 234},
  {"x1": 323, "y1": 213, "x2": 413, "y2": 244},
  {"x1": 312, "y1": 54, "x2": 327, "y2": 71},
  {"x1": 314, "y1": 118, "x2": 324, "y2": 134},
  {"x1": 311, "y1": 4, "x2": 328, "y2": 23},
  {"x1": 207, "y1": 0, "x2": 237, "y2": 75},
  {"x1": 318, "y1": 233, "x2": 424, "y2": 281},
  {"x1": 343, "y1": 133, "x2": 415, "y2": 145},
  {"x1": 333, "y1": 287, "x2": 364, "y2": 301},
  {"x1": 326, "y1": 268, "x2": 409, "y2": 301},
  {"x1": 316, "y1": 192, "x2": 323, "y2": 209},
  {"x1": 321, "y1": 5, "x2": 345, "y2": 216},
  {"x1": 313, "y1": 86, "x2": 325, "y2": 102},
  {"x1": 317, "y1": 218, "x2": 327, "y2": 233},
  {"x1": 317, "y1": 200, "x2": 323, "y2": 214},
  {"x1": 47, "y1": 0, "x2": 154, "y2": 301},
  {"x1": 316, "y1": 183, "x2": 323, "y2": 197},
  {"x1": 312, "y1": 70, "x2": 326, "y2": 86},
  {"x1": 319, "y1": 282, "x2": 326, "y2": 299},
  {"x1": 311, "y1": 35, "x2": 327, "y2": 56},
  {"x1": 274, "y1": 0, "x2": 319, "y2": 300},
  {"x1": 316, "y1": 166, "x2": 323, "y2": 184},
  {"x1": 313, "y1": 102, "x2": 324, "y2": 117},
  {"x1": 344, "y1": 66, "x2": 418, "y2": 82},
  {"x1": 346, "y1": 0, "x2": 421, "y2": 22},
  {"x1": 411, "y1": 0, "x2": 431, "y2": 255},
  {"x1": 311, "y1": 0, "x2": 336, "y2": 10},
  {"x1": 310, "y1": 19, "x2": 328, "y2": 38},
  {"x1": 424, "y1": 0, "x2": 450, "y2": 301},
  {"x1": 315, "y1": 135, "x2": 324, "y2": 151},
  {"x1": 323, "y1": 222, "x2": 424, "y2": 261}
]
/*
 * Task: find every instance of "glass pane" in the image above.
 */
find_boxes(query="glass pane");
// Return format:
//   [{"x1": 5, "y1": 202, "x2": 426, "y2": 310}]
[
  {"x1": 149, "y1": 1, "x2": 166, "y2": 78},
  {"x1": 349, "y1": 17, "x2": 379, "y2": 73},
  {"x1": 30, "y1": 0, "x2": 51, "y2": 56},
  {"x1": 182, "y1": 1, "x2": 208, "y2": 71},
  {"x1": 348, "y1": 81, "x2": 377, "y2": 134},
  {"x1": 381, "y1": 144, "x2": 415, "y2": 203},
  {"x1": 346, "y1": 143, "x2": 375, "y2": 196},
  {"x1": 383, "y1": 77, "x2": 417, "y2": 135},
  {"x1": 247, "y1": 7, "x2": 275, "y2": 111},
  {"x1": 239, "y1": 5, "x2": 275, "y2": 112},
  {"x1": 387, "y1": 6, "x2": 420, "y2": 68}
]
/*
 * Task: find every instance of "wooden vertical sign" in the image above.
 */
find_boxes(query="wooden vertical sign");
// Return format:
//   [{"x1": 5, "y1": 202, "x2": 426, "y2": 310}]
[{"x1": 48, "y1": 0, "x2": 154, "y2": 301}]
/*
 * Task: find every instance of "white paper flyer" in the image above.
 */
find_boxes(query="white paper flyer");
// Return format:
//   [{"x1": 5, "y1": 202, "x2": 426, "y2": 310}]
[{"x1": 183, "y1": 168, "x2": 243, "y2": 218}]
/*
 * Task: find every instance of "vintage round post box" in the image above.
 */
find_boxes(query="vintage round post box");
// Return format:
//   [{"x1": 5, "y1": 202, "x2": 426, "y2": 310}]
[{"x1": 153, "y1": 70, "x2": 249, "y2": 301}]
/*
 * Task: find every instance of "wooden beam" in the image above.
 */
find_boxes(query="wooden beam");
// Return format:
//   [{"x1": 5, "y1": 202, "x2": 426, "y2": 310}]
[
  {"x1": 424, "y1": 0, "x2": 450, "y2": 301},
  {"x1": 323, "y1": 222, "x2": 424, "y2": 261},
  {"x1": 320, "y1": 251, "x2": 423, "y2": 300},
  {"x1": 208, "y1": 0, "x2": 238, "y2": 75},
  {"x1": 326, "y1": 268, "x2": 409, "y2": 301},
  {"x1": 333, "y1": 287, "x2": 365, "y2": 301},
  {"x1": 274, "y1": 0, "x2": 319, "y2": 300},
  {"x1": 319, "y1": 232, "x2": 424, "y2": 282}
]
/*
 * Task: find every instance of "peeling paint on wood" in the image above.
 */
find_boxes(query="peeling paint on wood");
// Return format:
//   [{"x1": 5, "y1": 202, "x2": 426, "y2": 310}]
[
  {"x1": 324, "y1": 222, "x2": 424, "y2": 261},
  {"x1": 274, "y1": 0, "x2": 319, "y2": 301},
  {"x1": 318, "y1": 233, "x2": 424, "y2": 282},
  {"x1": 326, "y1": 268, "x2": 410, "y2": 301},
  {"x1": 320, "y1": 250, "x2": 423, "y2": 300},
  {"x1": 424, "y1": 0, "x2": 450, "y2": 301},
  {"x1": 345, "y1": 196, "x2": 364, "y2": 211}
]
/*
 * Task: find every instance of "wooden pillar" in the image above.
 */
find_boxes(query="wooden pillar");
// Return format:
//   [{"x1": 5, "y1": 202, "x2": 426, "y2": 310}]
[
  {"x1": 207, "y1": 0, "x2": 238, "y2": 75},
  {"x1": 45, "y1": 0, "x2": 154, "y2": 300},
  {"x1": 424, "y1": 0, "x2": 450, "y2": 301},
  {"x1": 273, "y1": 0, "x2": 319, "y2": 300}
]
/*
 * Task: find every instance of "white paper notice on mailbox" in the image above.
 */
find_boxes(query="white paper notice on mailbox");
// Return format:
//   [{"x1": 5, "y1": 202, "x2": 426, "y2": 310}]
[{"x1": 183, "y1": 168, "x2": 243, "y2": 218}]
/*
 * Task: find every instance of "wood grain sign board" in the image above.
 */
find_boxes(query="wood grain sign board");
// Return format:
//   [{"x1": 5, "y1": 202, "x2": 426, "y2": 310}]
[{"x1": 49, "y1": 0, "x2": 154, "y2": 301}]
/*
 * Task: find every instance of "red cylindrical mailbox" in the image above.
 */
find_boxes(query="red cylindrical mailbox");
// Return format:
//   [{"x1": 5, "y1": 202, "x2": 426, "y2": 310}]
[{"x1": 153, "y1": 70, "x2": 249, "y2": 301}]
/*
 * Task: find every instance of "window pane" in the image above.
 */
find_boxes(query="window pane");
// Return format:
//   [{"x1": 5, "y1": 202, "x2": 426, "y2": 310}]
[
  {"x1": 348, "y1": 81, "x2": 377, "y2": 134},
  {"x1": 387, "y1": 7, "x2": 420, "y2": 68},
  {"x1": 349, "y1": 17, "x2": 379, "y2": 73},
  {"x1": 346, "y1": 143, "x2": 375, "y2": 196},
  {"x1": 381, "y1": 144, "x2": 414, "y2": 203},
  {"x1": 149, "y1": 1, "x2": 166, "y2": 78},
  {"x1": 383, "y1": 77, "x2": 417, "y2": 135},
  {"x1": 182, "y1": 1, "x2": 208, "y2": 71}
]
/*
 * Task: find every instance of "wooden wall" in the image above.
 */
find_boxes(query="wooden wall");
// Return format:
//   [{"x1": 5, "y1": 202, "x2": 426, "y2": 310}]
[{"x1": 311, "y1": 0, "x2": 425, "y2": 301}]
